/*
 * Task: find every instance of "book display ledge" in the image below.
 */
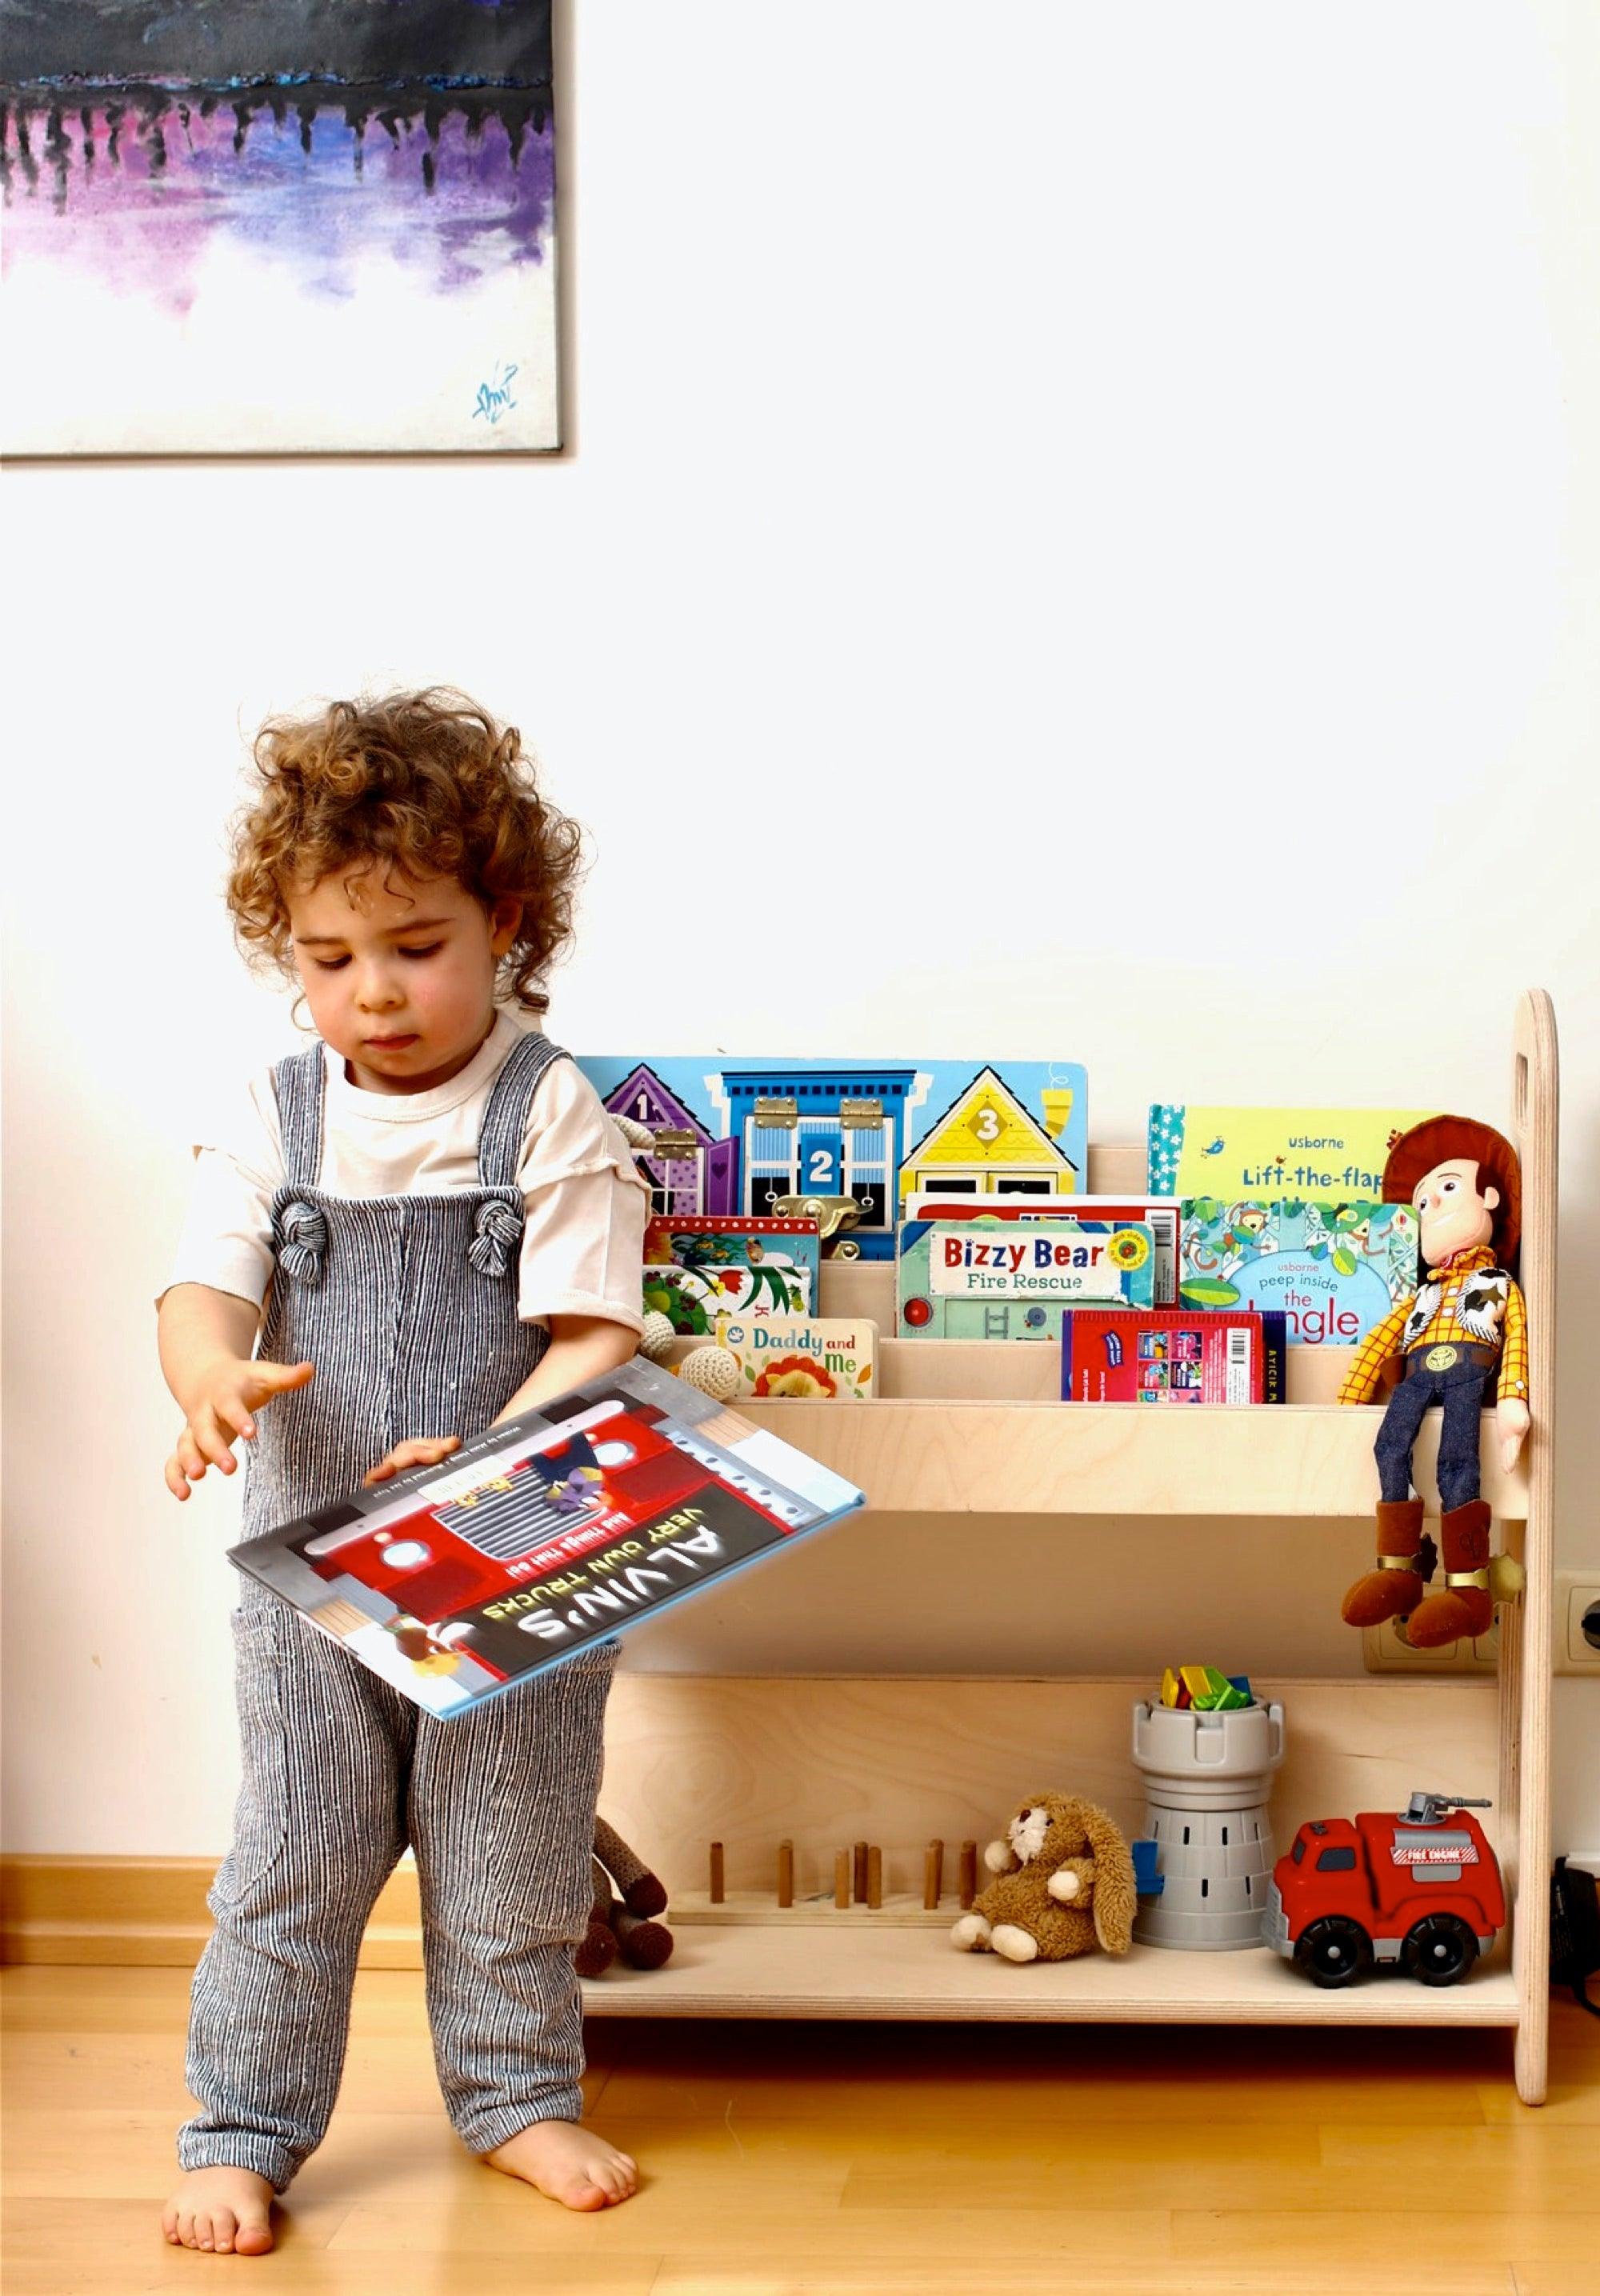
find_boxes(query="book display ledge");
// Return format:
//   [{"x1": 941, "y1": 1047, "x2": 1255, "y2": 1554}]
[{"x1": 593, "y1": 991, "x2": 1558, "y2": 2106}]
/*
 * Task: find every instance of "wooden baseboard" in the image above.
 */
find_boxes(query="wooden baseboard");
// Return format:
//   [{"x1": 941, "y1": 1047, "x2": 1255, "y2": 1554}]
[{"x1": 0, "y1": 1856, "x2": 426, "y2": 1969}]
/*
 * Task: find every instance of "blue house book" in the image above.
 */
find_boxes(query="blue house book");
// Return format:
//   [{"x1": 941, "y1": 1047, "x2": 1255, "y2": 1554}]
[
  {"x1": 578, "y1": 1054, "x2": 1089, "y2": 1261},
  {"x1": 230, "y1": 1361, "x2": 865, "y2": 1718}
]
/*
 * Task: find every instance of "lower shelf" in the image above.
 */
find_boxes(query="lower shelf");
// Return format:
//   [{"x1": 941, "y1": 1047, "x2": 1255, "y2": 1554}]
[{"x1": 581, "y1": 1919, "x2": 1519, "y2": 2025}]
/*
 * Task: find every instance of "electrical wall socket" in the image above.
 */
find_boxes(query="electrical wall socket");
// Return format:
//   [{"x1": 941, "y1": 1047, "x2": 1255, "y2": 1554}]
[
  {"x1": 1554, "y1": 1572, "x2": 1600, "y2": 1674},
  {"x1": 1362, "y1": 1612, "x2": 1501, "y2": 1674}
]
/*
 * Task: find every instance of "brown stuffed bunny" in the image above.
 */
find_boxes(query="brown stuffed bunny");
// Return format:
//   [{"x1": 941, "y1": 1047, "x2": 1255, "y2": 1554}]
[{"x1": 950, "y1": 1791, "x2": 1137, "y2": 1963}]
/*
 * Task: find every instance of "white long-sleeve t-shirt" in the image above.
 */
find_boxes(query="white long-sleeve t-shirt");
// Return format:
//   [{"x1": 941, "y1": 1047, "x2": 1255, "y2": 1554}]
[{"x1": 164, "y1": 1012, "x2": 648, "y2": 1334}]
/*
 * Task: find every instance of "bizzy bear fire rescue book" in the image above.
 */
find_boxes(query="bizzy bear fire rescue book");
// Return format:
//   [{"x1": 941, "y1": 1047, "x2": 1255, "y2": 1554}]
[
  {"x1": 229, "y1": 1361, "x2": 865, "y2": 1718},
  {"x1": 897, "y1": 1218, "x2": 1156, "y2": 1339}
]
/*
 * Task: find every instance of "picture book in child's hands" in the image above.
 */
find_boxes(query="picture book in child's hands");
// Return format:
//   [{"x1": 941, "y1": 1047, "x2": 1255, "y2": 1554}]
[
  {"x1": 1147, "y1": 1107, "x2": 1438, "y2": 1199},
  {"x1": 643, "y1": 1215, "x2": 820, "y2": 1333},
  {"x1": 1062, "y1": 1309, "x2": 1287, "y2": 1403},
  {"x1": 228, "y1": 1360, "x2": 865, "y2": 1718},
  {"x1": 1178, "y1": 1197, "x2": 1418, "y2": 1346},
  {"x1": 898, "y1": 1218, "x2": 1155, "y2": 1338}
]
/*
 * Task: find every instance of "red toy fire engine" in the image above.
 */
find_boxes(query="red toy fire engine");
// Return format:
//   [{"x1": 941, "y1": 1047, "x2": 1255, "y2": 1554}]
[{"x1": 1263, "y1": 1791, "x2": 1506, "y2": 1988}]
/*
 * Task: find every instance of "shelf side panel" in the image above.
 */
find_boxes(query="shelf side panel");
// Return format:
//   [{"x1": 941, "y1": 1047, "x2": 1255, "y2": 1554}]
[{"x1": 1506, "y1": 987, "x2": 1557, "y2": 2104}]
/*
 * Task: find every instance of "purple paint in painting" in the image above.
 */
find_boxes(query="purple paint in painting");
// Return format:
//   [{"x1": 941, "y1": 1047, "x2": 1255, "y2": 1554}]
[
  {"x1": 0, "y1": 2, "x2": 556, "y2": 306},
  {"x1": 2, "y1": 102, "x2": 554, "y2": 307}
]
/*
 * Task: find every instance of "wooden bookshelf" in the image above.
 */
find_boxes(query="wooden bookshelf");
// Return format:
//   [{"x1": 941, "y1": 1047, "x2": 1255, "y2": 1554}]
[{"x1": 602, "y1": 991, "x2": 1558, "y2": 2103}]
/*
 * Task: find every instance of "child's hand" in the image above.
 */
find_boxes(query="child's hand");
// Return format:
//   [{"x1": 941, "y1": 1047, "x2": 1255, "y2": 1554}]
[
  {"x1": 164, "y1": 1358, "x2": 315, "y2": 1501},
  {"x1": 364, "y1": 1435, "x2": 461, "y2": 1488}
]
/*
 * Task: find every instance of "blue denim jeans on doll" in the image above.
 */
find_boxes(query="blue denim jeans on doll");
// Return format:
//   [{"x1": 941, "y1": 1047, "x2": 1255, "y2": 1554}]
[{"x1": 1373, "y1": 1358, "x2": 1490, "y2": 1514}]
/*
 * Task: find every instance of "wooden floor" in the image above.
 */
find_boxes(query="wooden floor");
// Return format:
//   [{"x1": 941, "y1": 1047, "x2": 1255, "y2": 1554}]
[{"x1": 2, "y1": 1966, "x2": 1597, "y2": 2295}]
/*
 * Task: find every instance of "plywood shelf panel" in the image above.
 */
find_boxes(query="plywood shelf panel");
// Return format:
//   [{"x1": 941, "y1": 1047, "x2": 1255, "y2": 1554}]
[
  {"x1": 733, "y1": 1394, "x2": 1528, "y2": 1519},
  {"x1": 581, "y1": 1921, "x2": 1519, "y2": 2024}
]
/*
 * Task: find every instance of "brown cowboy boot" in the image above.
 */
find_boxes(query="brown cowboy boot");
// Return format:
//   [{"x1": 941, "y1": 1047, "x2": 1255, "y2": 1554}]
[
  {"x1": 1404, "y1": 1500, "x2": 1494, "y2": 1648},
  {"x1": 1341, "y1": 1499, "x2": 1437, "y2": 1628}
]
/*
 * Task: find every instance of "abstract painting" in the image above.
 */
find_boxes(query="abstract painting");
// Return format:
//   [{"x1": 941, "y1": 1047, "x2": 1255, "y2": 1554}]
[{"x1": 1, "y1": 2, "x2": 558, "y2": 453}]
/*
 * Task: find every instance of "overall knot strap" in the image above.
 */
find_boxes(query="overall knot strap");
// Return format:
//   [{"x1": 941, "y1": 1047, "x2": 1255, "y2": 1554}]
[
  {"x1": 468, "y1": 1196, "x2": 523, "y2": 1280},
  {"x1": 274, "y1": 1197, "x2": 328, "y2": 1285}
]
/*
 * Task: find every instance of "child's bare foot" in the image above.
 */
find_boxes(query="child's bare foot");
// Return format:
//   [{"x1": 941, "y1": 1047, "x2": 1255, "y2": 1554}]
[
  {"x1": 162, "y1": 2164, "x2": 275, "y2": 2254},
  {"x1": 484, "y1": 2119, "x2": 638, "y2": 2210}
]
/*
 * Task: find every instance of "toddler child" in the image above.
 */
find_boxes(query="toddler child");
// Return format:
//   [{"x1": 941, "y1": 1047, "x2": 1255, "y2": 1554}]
[{"x1": 157, "y1": 690, "x2": 648, "y2": 2256}]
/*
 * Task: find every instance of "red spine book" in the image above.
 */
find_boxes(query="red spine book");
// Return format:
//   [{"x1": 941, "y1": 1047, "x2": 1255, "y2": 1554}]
[{"x1": 1062, "y1": 1309, "x2": 1286, "y2": 1403}]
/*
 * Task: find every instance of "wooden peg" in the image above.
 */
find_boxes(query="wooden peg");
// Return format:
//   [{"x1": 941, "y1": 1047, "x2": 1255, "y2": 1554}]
[
  {"x1": 709, "y1": 1842, "x2": 725, "y2": 1905},
  {"x1": 834, "y1": 1849, "x2": 850, "y2": 1909},
  {"x1": 866, "y1": 1845, "x2": 882, "y2": 1910},
  {"x1": 958, "y1": 1840, "x2": 978, "y2": 1910},
  {"x1": 853, "y1": 1841, "x2": 869, "y2": 1903},
  {"x1": 924, "y1": 1838, "x2": 944, "y2": 1910},
  {"x1": 777, "y1": 1839, "x2": 794, "y2": 1909}
]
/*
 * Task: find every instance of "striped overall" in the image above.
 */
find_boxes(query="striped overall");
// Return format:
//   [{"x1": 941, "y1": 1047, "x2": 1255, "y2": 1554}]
[{"x1": 179, "y1": 1030, "x2": 617, "y2": 2190}]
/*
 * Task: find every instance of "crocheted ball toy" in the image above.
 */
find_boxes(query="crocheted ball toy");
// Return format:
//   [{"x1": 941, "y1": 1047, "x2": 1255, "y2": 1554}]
[{"x1": 674, "y1": 1345, "x2": 742, "y2": 1402}]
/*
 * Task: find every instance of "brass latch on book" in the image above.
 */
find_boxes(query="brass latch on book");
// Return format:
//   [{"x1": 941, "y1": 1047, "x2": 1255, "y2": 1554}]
[
  {"x1": 839, "y1": 1097, "x2": 886, "y2": 1129},
  {"x1": 753, "y1": 1096, "x2": 800, "y2": 1129},
  {"x1": 648, "y1": 1128, "x2": 699, "y2": 1158}
]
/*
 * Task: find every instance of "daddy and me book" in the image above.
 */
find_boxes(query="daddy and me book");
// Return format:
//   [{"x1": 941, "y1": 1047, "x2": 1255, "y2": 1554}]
[
  {"x1": 230, "y1": 1360, "x2": 865, "y2": 1718},
  {"x1": 714, "y1": 1315, "x2": 878, "y2": 1401}
]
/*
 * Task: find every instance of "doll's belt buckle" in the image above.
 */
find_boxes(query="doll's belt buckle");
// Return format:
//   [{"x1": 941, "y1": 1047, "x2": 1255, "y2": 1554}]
[{"x1": 1424, "y1": 1343, "x2": 1459, "y2": 1371}]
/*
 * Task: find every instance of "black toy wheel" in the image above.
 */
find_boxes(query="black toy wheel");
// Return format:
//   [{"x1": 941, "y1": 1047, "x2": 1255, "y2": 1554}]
[
  {"x1": 1402, "y1": 1914, "x2": 1478, "y2": 1987},
  {"x1": 1294, "y1": 1917, "x2": 1374, "y2": 1989}
]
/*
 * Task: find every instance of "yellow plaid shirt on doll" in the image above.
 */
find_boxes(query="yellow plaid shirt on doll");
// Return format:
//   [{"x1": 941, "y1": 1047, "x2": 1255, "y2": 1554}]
[
  {"x1": 1338, "y1": 1117, "x2": 1529, "y2": 1652},
  {"x1": 1338, "y1": 1241, "x2": 1528, "y2": 1410}
]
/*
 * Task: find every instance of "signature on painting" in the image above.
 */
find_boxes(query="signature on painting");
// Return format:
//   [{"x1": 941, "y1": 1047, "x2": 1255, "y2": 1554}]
[{"x1": 472, "y1": 362, "x2": 519, "y2": 425}]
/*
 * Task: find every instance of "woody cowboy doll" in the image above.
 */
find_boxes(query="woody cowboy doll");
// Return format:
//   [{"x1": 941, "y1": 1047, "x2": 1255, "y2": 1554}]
[{"x1": 1338, "y1": 1116, "x2": 1529, "y2": 1650}]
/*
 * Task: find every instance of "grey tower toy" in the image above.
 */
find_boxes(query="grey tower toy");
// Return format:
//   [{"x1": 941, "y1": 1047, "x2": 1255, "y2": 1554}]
[{"x1": 1130, "y1": 1695, "x2": 1286, "y2": 1950}]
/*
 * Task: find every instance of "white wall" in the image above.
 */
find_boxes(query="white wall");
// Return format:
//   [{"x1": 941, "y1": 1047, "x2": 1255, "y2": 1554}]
[{"x1": 3, "y1": 1, "x2": 1597, "y2": 1857}]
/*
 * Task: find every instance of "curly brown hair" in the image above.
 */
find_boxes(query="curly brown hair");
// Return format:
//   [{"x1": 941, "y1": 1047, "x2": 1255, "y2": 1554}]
[{"x1": 226, "y1": 689, "x2": 585, "y2": 1014}]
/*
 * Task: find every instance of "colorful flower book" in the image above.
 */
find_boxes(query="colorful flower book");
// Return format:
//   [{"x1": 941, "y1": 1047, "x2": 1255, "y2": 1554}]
[
  {"x1": 714, "y1": 1316, "x2": 878, "y2": 1400},
  {"x1": 1146, "y1": 1106, "x2": 1437, "y2": 1199},
  {"x1": 229, "y1": 1360, "x2": 866, "y2": 1718},
  {"x1": 579, "y1": 1054, "x2": 1089, "y2": 1261},
  {"x1": 643, "y1": 1214, "x2": 820, "y2": 1334},
  {"x1": 897, "y1": 1218, "x2": 1156, "y2": 1340},
  {"x1": 1178, "y1": 1197, "x2": 1418, "y2": 1346}
]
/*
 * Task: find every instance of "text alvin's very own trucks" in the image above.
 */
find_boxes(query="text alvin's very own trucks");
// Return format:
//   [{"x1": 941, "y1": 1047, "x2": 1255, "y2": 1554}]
[{"x1": 1263, "y1": 1793, "x2": 1506, "y2": 1988}]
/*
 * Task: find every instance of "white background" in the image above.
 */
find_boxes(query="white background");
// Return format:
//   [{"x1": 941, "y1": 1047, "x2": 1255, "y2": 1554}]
[{"x1": 2, "y1": 1, "x2": 1597, "y2": 1855}]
